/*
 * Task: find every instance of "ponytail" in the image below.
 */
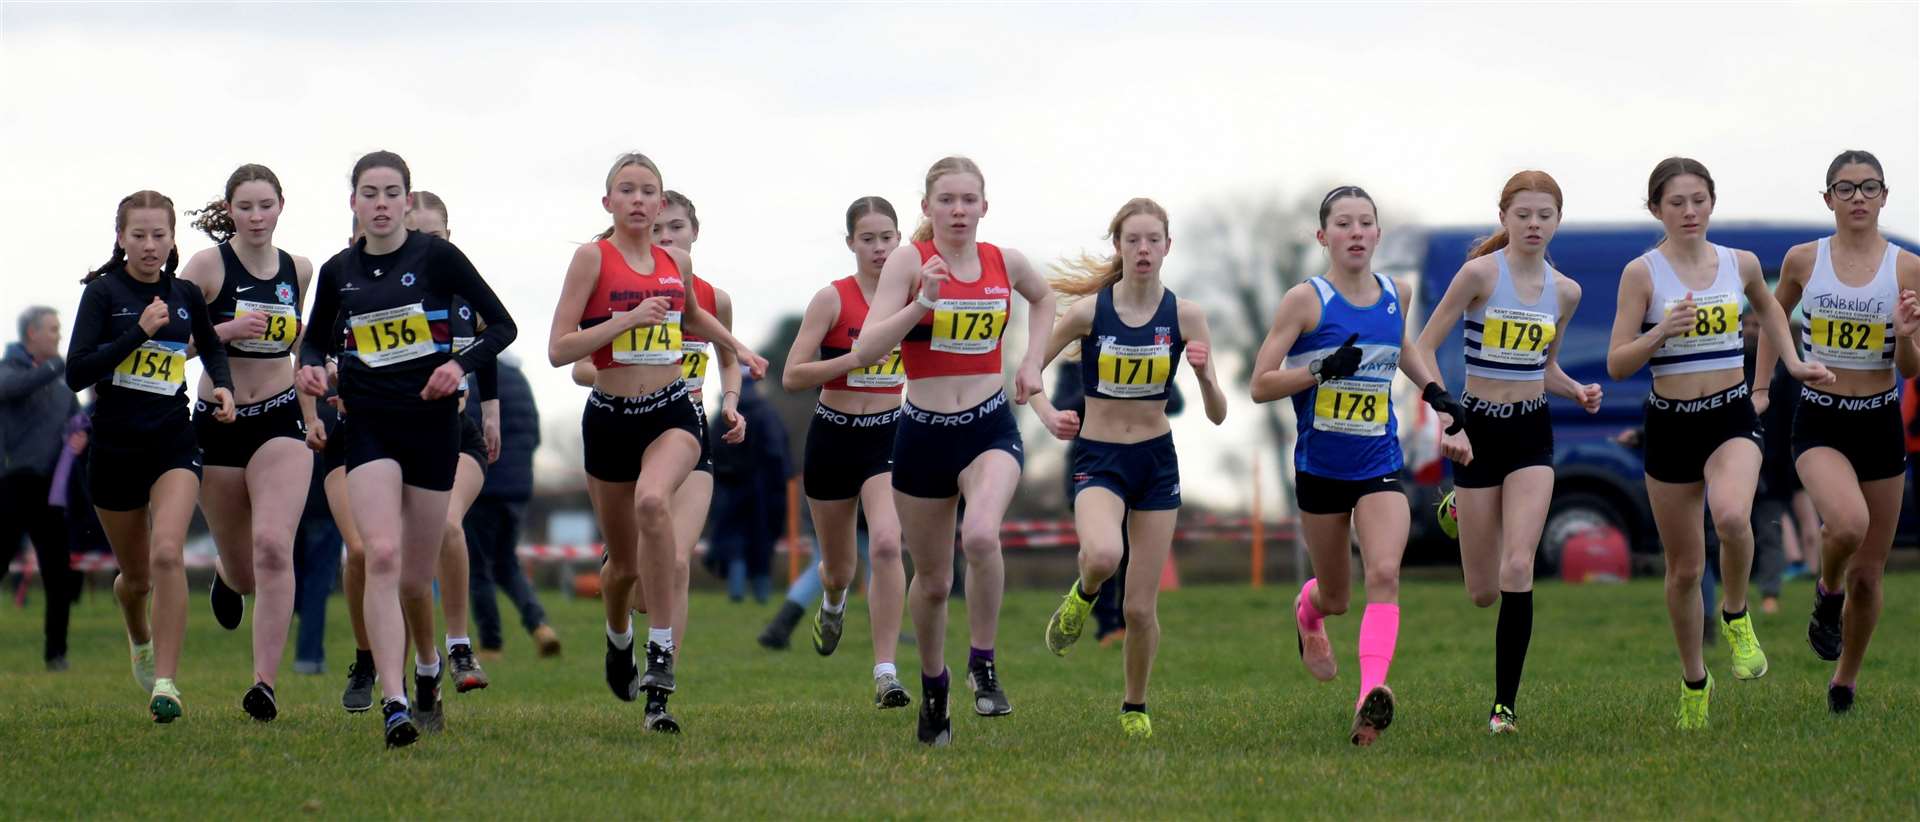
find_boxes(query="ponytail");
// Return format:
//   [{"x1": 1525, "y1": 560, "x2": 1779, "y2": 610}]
[
  {"x1": 82, "y1": 244, "x2": 126, "y2": 285},
  {"x1": 190, "y1": 199, "x2": 235, "y2": 243},
  {"x1": 1466, "y1": 230, "x2": 1509, "y2": 260},
  {"x1": 911, "y1": 218, "x2": 933, "y2": 243}
]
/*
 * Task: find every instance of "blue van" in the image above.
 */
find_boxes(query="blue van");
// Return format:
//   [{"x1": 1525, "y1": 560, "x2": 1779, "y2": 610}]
[{"x1": 1386, "y1": 223, "x2": 1920, "y2": 570}]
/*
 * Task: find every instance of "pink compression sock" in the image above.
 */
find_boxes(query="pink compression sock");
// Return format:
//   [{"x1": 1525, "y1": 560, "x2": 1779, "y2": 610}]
[
  {"x1": 1296, "y1": 578, "x2": 1326, "y2": 632},
  {"x1": 1357, "y1": 603, "x2": 1400, "y2": 706}
]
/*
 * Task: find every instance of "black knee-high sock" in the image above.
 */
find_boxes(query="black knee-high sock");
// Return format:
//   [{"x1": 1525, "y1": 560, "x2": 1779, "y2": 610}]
[{"x1": 1495, "y1": 590, "x2": 1533, "y2": 710}]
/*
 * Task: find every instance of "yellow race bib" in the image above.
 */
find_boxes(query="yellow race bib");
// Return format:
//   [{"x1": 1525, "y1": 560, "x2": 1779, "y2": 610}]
[
  {"x1": 349, "y1": 304, "x2": 434, "y2": 368},
  {"x1": 612, "y1": 310, "x2": 683, "y2": 366},
  {"x1": 233, "y1": 300, "x2": 299, "y2": 354},
  {"x1": 1659, "y1": 292, "x2": 1739, "y2": 356},
  {"x1": 113, "y1": 340, "x2": 187, "y2": 395},
  {"x1": 931, "y1": 299, "x2": 1007, "y2": 355},
  {"x1": 1808, "y1": 315, "x2": 1887, "y2": 365},
  {"x1": 1312, "y1": 378, "x2": 1389, "y2": 437},
  {"x1": 1478, "y1": 307, "x2": 1555, "y2": 364},
  {"x1": 845, "y1": 347, "x2": 906, "y2": 389},
  {"x1": 681, "y1": 340, "x2": 712, "y2": 386},
  {"x1": 1096, "y1": 341, "x2": 1172, "y2": 398}
]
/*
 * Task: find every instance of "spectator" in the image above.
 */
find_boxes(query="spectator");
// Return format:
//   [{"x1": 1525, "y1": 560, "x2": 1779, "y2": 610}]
[
  {"x1": 2, "y1": 306, "x2": 83, "y2": 671},
  {"x1": 705, "y1": 371, "x2": 791, "y2": 603},
  {"x1": 463, "y1": 354, "x2": 559, "y2": 658}
]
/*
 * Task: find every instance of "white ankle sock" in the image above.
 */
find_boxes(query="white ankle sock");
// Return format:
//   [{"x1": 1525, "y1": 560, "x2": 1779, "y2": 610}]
[
  {"x1": 415, "y1": 659, "x2": 441, "y2": 678},
  {"x1": 607, "y1": 623, "x2": 633, "y2": 650},
  {"x1": 822, "y1": 590, "x2": 846, "y2": 615},
  {"x1": 445, "y1": 636, "x2": 470, "y2": 654},
  {"x1": 874, "y1": 662, "x2": 897, "y2": 679},
  {"x1": 648, "y1": 627, "x2": 674, "y2": 652}
]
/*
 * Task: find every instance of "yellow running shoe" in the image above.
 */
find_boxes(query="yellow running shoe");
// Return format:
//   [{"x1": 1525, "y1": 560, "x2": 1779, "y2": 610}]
[
  {"x1": 1436, "y1": 490, "x2": 1460, "y2": 540},
  {"x1": 150, "y1": 678, "x2": 183, "y2": 724},
  {"x1": 129, "y1": 638, "x2": 155, "y2": 694},
  {"x1": 1044, "y1": 581, "x2": 1095, "y2": 656},
  {"x1": 1120, "y1": 711, "x2": 1152, "y2": 739},
  {"x1": 1676, "y1": 674, "x2": 1713, "y2": 730},
  {"x1": 1719, "y1": 612, "x2": 1768, "y2": 680}
]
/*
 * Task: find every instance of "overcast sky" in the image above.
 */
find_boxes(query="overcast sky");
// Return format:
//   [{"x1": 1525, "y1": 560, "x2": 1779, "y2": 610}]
[{"x1": 4, "y1": 2, "x2": 1915, "y2": 505}]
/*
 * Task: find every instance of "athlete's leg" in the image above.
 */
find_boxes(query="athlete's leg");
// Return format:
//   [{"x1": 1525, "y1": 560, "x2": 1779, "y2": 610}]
[
  {"x1": 1352, "y1": 490, "x2": 1409, "y2": 700},
  {"x1": 438, "y1": 455, "x2": 485, "y2": 645},
  {"x1": 1646, "y1": 476, "x2": 1708, "y2": 682},
  {"x1": 97, "y1": 507, "x2": 155, "y2": 647},
  {"x1": 397, "y1": 481, "x2": 453, "y2": 674},
  {"x1": 1792, "y1": 490, "x2": 1821, "y2": 575},
  {"x1": 634, "y1": 432, "x2": 701, "y2": 640},
  {"x1": 588, "y1": 478, "x2": 640, "y2": 633},
  {"x1": 1703, "y1": 439, "x2": 1763, "y2": 615},
  {"x1": 1454, "y1": 484, "x2": 1503, "y2": 608},
  {"x1": 1299, "y1": 512, "x2": 1354, "y2": 616},
  {"x1": 896, "y1": 491, "x2": 960, "y2": 678},
  {"x1": 240, "y1": 438, "x2": 313, "y2": 688},
  {"x1": 1835, "y1": 474, "x2": 1903, "y2": 686},
  {"x1": 666, "y1": 469, "x2": 712, "y2": 649},
  {"x1": 1073, "y1": 487, "x2": 1127, "y2": 595},
  {"x1": 1120, "y1": 508, "x2": 1177, "y2": 705},
  {"x1": 327, "y1": 467, "x2": 372, "y2": 652},
  {"x1": 1495, "y1": 465, "x2": 1554, "y2": 715},
  {"x1": 956, "y1": 450, "x2": 1021, "y2": 657},
  {"x1": 200, "y1": 466, "x2": 255, "y2": 595},
  {"x1": 859, "y1": 474, "x2": 905, "y2": 667},
  {"x1": 348, "y1": 460, "x2": 412, "y2": 702},
  {"x1": 144, "y1": 469, "x2": 201, "y2": 680}
]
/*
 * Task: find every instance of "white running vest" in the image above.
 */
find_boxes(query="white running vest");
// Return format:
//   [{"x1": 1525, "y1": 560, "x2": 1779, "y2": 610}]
[
  {"x1": 1641, "y1": 245, "x2": 1744, "y2": 377},
  {"x1": 1799, "y1": 237, "x2": 1898, "y2": 371},
  {"x1": 1464, "y1": 250, "x2": 1559, "y2": 381}
]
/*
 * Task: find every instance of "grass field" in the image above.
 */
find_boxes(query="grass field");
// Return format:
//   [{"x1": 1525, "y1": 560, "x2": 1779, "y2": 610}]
[{"x1": 4, "y1": 573, "x2": 1918, "y2": 819}]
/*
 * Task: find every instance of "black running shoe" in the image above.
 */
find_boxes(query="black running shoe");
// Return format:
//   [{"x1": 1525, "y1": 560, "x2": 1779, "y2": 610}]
[
  {"x1": 1808, "y1": 585, "x2": 1844, "y2": 662},
  {"x1": 242, "y1": 682, "x2": 277, "y2": 722},
  {"x1": 382, "y1": 699, "x2": 419, "y2": 749},
  {"x1": 413, "y1": 668, "x2": 444, "y2": 733},
  {"x1": 1350, "y1": 685, "x2": 1396, "y2": 747},
  {"x1": 210, "y1": 573, "x2": 244, "y2": 631},
  {"x1": 644, "y1": 689, "x2": 681, "y2": 734},
  {"x1": 966, "y1": 657, "x2": 1012, "y2": 717},
  {"x1": 605, "y1": 637, "x2": 639, "y2": 702},
  {"x1": 641, "y1": 641, "x2": 676, "y2": 693},
  {"x1": 917, "y1": 681, "x2": 952, "y2": 746},
  {"x1": 449, "y1": 644, "x2": 490, "y2": 693},
  {"x1": 875, "y1": 672, "x2": 912, "y2": 709},
  {"x1": 1828, "y1": 682, "x2": 1856, "y2": 715},
  {"x1": 342, "y1": 661, "x2": 377, "y2": 713}
]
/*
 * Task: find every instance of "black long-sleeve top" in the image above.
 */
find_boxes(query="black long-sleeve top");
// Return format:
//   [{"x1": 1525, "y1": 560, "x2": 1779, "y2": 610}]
[
  {"x1": 300, "y1": 231, "x2": 516, "y2": 410},
  {"x1": 66, "y1": 267, "x2": 232, "y2": 439}
]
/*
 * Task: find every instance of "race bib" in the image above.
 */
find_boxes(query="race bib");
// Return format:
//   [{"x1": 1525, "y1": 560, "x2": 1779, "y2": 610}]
[
  {"x1": 1478, "y1": 307, "x2": 1554, "y2": 364},
  {"x1": 846, "y1": 347, "x2": 905, "y2": 389},
  {"x1": 1659, "y1": 292, "x2": 1739, "y2": 356},
  {"x1": 233, "y1": 299, "x2": 299, "y2": 354},
  {"x1": 931, "y1": 299, "x2": 1007, "y2": 355},
  {"x1": 349, "y1": 304, "x2": 434, "y2": 368},
  {"x1": 681, "y1": 340, "x2": 712, "y2": 387},
  {"x1": 612, "y1": 310, "x2": 683, "y2": 366},
  {"x1": 1312, "y1": 378, "x2": 1389, "y2": 437},
  {"x1": 1096, "y1": 341, "x2": 1172, "y2": 398},
  {"x1": 1807, "y1": 313, "x2": 1887, "y2": 366},
  {"x1": 112, "y1": 340, "x2": 187, "y2": 395}
]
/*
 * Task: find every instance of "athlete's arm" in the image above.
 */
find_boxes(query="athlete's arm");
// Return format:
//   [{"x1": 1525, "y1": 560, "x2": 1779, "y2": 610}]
[
  {"x1": 548, "y1": 242, "x2": 635, "y2": 368},
  {"x1": 852, "y1": 244, "x2": 934, "y2": 367},
  {"x1": 289, "y1": 256, "x2": 321, "y2": 430},
  {"x1": 1408, "y1": 258, "x2": 1491, "y2": 393},
  {"x1": 712, "y1": 286, "x2": 746, "y2": 443},
  {"x1": 1021, "y1": 294, "x2": 1095, "y2": 425},
  {"x1": 1249, "y1": 284, "x2": 1320, "y2": 404},
  {"x1": 1605, "y1": 258, "x2": 1677, "y2": 381},
  {"x1": 180, "y1": 248, "x2": 260, "y2": 348},
  {"x1": 1894, "y1": 250, "x2": 1920, "y2": 379},
  {"x1": 1004, "y1": 248, "x2": 1057, "y2": 405},
  {"x1": 1177, "y1": 299, "x2": 1228, "y2": 425},
  {"x1": 1753, "y1": 243, "x2": 1813, "y2": 397},
  {"x1": 781, "y1": 285, "x2": 850, "y2": 391},
  {"x1": 1743, "y1": 249, "x2": 1831, "y2": 387},
  {"x1": 1543, "y1": 277, "x2": 1600, "y2": 410},
  {"x1": 570, "y1": 360, "x2": 597, "y2": 387},
  {"x1": 673, "y1": 250, "x2": 766, "y2": 379},
  {"x1": 296, "y1": 258, "x2": 342, "y2": 396},
  {"x1": 65, "y1": 283, "x2": 148, "y2": 391}
]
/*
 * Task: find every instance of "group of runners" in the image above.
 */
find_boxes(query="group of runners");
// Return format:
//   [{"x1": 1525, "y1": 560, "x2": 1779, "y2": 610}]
[{"x1": 62, "y1": 147, "x2": 1913, "y2": 748}]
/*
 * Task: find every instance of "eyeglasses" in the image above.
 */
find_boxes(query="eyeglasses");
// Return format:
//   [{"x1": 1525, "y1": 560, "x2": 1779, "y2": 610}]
[{"x1": 1828, "y1": 179, "x2": 1886, "y2": 200}]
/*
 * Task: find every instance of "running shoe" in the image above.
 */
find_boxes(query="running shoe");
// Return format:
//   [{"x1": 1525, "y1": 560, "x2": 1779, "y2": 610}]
[
  {"x1": 1488, "y1": 703, "x2": 1517, "y2": 735},
  {"x1": 917, "y1": 680, "x2": 952, "y2": 747},
  {"x1": 966, "y1": 657, "x2": 1012, "y2": 717},
  {"x1": 1676, "y1": 674, "x2": 1713, "y2": 730},
  {"x1": 605, "y1": 637, "x2": 639, "y2": 702},
  {"x1": 641, "y1": 641, "x2": 676, "y2": 693},
  {"x1": 210, "y1": 573, "x2": 244, "y2": 631},
  {"x1": 150, "y1": 678, "x2": 184, "y2": 724},
  {"x1": 644, "y1": 690, "x2": 681, "y2": 734},
  {"x1": 1719, "y1": 611, "x2": 1768, "y2": 680},
  {"x1": 1350, "y1": 685, "x2": 1395, "y2": 746},
  {"x1": 1436, "y1": 490, "x2": 1460, "y2": 540},
  {"x1": 875, "y1": 672, "x2": 912, "y2": 709},
  {"x1": 129, "y1": 637, "x2": 156, "y2": 694},
  {"x1": 242, "y1": 682, "x2": 277, "y2": 722},
  {"x1": 342, "y1": 660, "x2": 377, "y2": 713},
  {"x1": 1295, "y1": 585, "x2": 1336, "y2": 682},
  {"x1": 1808, "y1": 584, "x2": 1844, "y2": 662},
  {"x1": 1120, "y1": 711, "x2": 1153, "y2": 739},
  {"x1": 1828, "y1": 681, "x2": 1855, "y2": 715},
  {"x1": 382, "y1": 699, "x2": 419, "y2": 749},
  {"x1": 532, "y1": 624, "x2": 562, "y2": 658},
  {"x1": 1044, "y1": 581, "x2": 1094, "y2": 656},
  {"x1": 449, "y1": 644, "x2": 490, "y2": 693},
  {"x1": 812, "y1": 606, "x2": 845, "y2": 657},
  {"x1": 413, "y1": 667, "x2": 444, "y2": 733}
]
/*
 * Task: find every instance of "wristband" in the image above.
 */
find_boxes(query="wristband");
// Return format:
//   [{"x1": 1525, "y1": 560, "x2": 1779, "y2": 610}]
[{"x1": 915, "y1": 294, "x2": 938, "y2": 311}]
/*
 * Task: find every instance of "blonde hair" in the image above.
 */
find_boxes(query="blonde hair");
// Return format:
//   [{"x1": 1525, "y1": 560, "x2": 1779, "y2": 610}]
[
  {"x1": 1051, "y1": 198, "x2": 1169, "y2": 298},
  {"x1": 911, "y1": 155, "x2": 985, "y2": 243},
  {"x1": 599, "y1": 151, "x2": 664, "y2": 240}
]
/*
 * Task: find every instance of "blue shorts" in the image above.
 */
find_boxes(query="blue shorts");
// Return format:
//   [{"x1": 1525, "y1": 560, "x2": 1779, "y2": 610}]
[
  {"x1": 892, "y1": 391, "x2": 1023, "y2": 499},
  {"x1": 1071, "y1": 433, "x2": 1180, "y2": 511}
]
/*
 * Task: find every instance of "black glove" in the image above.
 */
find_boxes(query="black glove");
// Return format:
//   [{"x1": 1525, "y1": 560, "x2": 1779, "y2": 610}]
[
  {"x1": 1314, "y1": 333, "x2": 1363, "y2": 382},
  {"x1": 1423, "y1": 382, "x2": 1465, "y2": 435}
]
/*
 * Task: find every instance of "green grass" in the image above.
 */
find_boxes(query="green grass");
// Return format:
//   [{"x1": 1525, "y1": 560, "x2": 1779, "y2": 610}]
[{"x1": 4, "y1": 574, "x2": 1918, "y2": 819}]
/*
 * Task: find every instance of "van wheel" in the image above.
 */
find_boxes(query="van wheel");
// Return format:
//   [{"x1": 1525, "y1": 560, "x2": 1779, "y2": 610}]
[{"x1": 1540, "y1": 492, "x2": 1627, "y2": 577}]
